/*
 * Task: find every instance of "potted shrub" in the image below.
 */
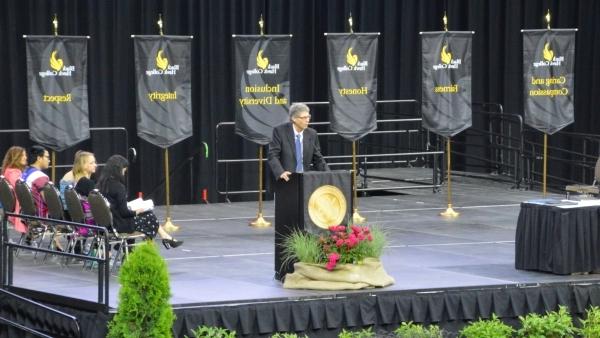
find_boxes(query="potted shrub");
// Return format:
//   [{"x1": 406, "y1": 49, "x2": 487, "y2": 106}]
[
  {"x1": 459, "y1": 314, "x2": 513, "y2": 338},
  {"x1": 107, "y1": 241, "x2": 175, "y2": 337}
]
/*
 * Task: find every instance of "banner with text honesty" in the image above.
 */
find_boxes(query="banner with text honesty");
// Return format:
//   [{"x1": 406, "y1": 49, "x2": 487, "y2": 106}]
[
  {"x1": 523, "y1": 29, "x2": 576, "y2": 134},
  {"x1": 421, "y1": 31, "x2": 473, "y2": 137},
  {"x1": 134, "y1": 35, "x2": 193, "y2": 148},
  {"x1": 26, "y1": 36, "x2": 89, "y2": 151},
  {"x1": 233, "y1": 35, "x2": 291, "y2": 145},
  {"x1": 326, "y1": 33, "x2": 378, "y2": 141}
]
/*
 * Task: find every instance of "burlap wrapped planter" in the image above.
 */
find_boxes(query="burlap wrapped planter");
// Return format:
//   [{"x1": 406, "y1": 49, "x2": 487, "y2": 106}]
[{"x1": 283, "y1": 258, "x2": 395, "y2": 290}]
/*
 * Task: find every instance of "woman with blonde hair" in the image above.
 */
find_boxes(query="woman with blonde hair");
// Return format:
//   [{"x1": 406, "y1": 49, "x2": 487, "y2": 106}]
[
  {"x1": 59, "y1": 151, "x2": 97, "y2": 205},
  {"x1": 1, "y1": 146, "x2": 28, "y2": 233}
]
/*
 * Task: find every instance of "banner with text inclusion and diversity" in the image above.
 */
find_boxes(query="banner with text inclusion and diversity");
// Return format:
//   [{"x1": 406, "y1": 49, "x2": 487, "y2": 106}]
[
  {"x1": 233, "y1": 35, "x2": 291, "y2": 145},
  {"x1": 523, "y1": 29, "x2": 576, "y2": 135},
  {"x1": 421, "y1": 31, "x2": 472, "y2": 137},
  {"x1": 134, "y1": 35, "x2": 193, "y2": 148},
  {"x1": 26, "y1": 36, "x2": 89, "y2": 151},
  {"x1": 326, "y1": 33, "x2": 378, "y2": 141}
]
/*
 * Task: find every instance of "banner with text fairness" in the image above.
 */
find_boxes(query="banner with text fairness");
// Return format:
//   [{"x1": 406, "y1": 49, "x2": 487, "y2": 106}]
[
  {"x1": 326, "y1": 33, "x2": 378, "y2": 142},
  {"x1": 523, "y1": 29, "x2": 576, "y2": 135},
  {"x1": 421, "y1": 31, "x2": 473, "y2": 138},
  {"x1": 26, "y1": 36, "x2": 89, "y2": 151},
  {"x1": 233, "y1": 35, "x2": 291, "y2": 145},
  {"x1": 134, "y1": 35, "x2": 193, "y2": 148}
]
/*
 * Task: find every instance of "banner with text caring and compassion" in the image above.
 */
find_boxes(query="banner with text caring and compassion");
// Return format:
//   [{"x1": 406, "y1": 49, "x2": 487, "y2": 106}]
[
  {"x1": 134, "y1": 35, "x2": 193, "y2": 148},
  {"x1": 234, "y1": 35, "x2": 291, "y2": 145},
  {"x1": 523, "y1": 29, "x2": 576, "y2": 134},
  {"x1": 26, "y1": 36, "x2": 89, "y2": 151},
  {"x1": 421, "y1": 31, "x2": 472, "y2": 137},
  {"x1": 326, "y1": 34, "x2": 378, "y2": 141}
]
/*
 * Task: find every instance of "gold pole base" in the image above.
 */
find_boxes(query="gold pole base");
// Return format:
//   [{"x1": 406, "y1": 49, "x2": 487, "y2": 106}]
[
  {"x1": 249, "y1": 213, "x2": 271, "y2": 228},
  {"x1": 352, "y1": 209, "x2": 366, "y2": 224},
  {"x1": 440, "y1": 204, "x2": 460, "y2": 218},
  {"x1": 162, "y1": 217, "x2": 180, "y2": 232}
]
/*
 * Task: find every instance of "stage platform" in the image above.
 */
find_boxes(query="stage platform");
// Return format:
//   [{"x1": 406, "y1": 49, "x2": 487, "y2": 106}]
[{"x1": 4, "y1": 170, "x2": 600, "y2": 337}]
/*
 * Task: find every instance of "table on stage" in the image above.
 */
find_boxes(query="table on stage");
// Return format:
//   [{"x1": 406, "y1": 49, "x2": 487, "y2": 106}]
[{"x1": 515, "y1": 199, "x2": 600, "y2": 275}]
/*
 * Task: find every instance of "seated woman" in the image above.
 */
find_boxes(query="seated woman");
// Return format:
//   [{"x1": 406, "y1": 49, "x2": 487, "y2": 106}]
[
  {"x1": 74, "y1": 177, "x2": 96, "y2": 236},
  {"x1": 60, "y1": 151, "x2": 97, "y2": 208},
  {"x1": 1, "y1": 146, "x2": 27, "y2": 233},
  {"x1": 97, "y1": 155, "x2": 183, "y2": 249}
]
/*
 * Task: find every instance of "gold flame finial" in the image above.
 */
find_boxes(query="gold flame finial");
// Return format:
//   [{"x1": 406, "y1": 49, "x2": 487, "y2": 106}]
[
  {"x1": 545, "y1": 9, "x2": 551, "y2": 30},
  {"x1": 348, "y1": 12, "x2": 354, "y2": 33},
  {"x1": 158, "y1": 13, "x2": 164, "y2": 35},
  {"x1": 259, "y1": 14, "x2": 265, "y2": 35},
  {"x1": 443, "y1": 11, "x2": 448, "y2": 32},
  {"x1": 52, "y1": 14, "x2": 58, "y2": 36}
]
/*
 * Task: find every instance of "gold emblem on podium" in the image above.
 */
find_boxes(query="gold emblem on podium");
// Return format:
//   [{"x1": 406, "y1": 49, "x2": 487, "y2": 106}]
[{"x1": 308, "y1": 185, "x2": 347, "y2": 229}]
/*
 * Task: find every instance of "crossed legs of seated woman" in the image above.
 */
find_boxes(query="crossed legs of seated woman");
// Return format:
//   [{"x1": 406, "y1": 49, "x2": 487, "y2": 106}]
[{"x1": 133, "y1": 210, "x2": 183, "y2": 249}]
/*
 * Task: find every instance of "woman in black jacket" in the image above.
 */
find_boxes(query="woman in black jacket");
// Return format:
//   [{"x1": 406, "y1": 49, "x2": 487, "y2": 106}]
[{"x1": 97, "y1": 155, "x2": 183, "y2": 249}]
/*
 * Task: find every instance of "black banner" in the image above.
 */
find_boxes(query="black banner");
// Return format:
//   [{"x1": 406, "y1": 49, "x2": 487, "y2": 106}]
[
  {"x1": 234, "y1": 35, "x2": 291, "y2": 145},
  {"x1": 421, "y1": 31, "x2": 473, "y2": 137},
  {"x1": 326, "y1": 34, "x2": 378, "y2": 141},
  {"x1": 134, "y1": 35, "x2": 193, "y2": 148},
  {"x1": 523, "y1": 29, "x2": 576, "y2": 135},
  {"x1": 25, "y1": 36, "x2": 89, "y2": 151}
]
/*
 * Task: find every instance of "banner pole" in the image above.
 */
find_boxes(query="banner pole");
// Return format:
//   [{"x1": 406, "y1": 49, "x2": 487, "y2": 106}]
[
  {"x1": 250, "y1": 145, "x2": 271, "y2": 227},
  {"x1": 441, "y1": 137, "x2": 459, "y2": 217},
  {"x1": 51, "y1": 151, "x2": 56, "y2": 183},
  {"x1": 352, "y1": 141, "x2": 366, "y2": 224},
  {"x1": 543, "y1": 133, "x2": 548, "y2": 197},
  {"x1": 162, "y1": 147, "x2": 179, "y2": 232}
]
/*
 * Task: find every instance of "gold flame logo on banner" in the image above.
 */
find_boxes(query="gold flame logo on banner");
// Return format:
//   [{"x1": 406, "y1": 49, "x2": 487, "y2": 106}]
[
  {"x1": 49, "y1": 50, "x2": 64, "y2": 71},
  {"x1": 440, "y1": 45, "x2": 452, "y2": 64},
  {"x1": 156, "y1": 50, "x2": 169, "y2": 71},
  {"x1": 256, "y1": 50, "x2": 269, "y2": 70},
  {"x1": 543, "y1": 42, "x2": 554, "y2": 61},
  {"x1": 346, "y1": 47, "x2": 359, "y2": 66}
]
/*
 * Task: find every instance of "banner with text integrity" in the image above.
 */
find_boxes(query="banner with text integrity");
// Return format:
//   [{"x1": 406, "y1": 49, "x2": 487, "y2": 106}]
[
  {"x1": 233, "y1": 35, "x2": 291, "y2": 145},
  {"x1": 26, "y1": 36, "x2": 89, "y2": 151},
  {"x1": 523, "y1": 29, "x2": 576, "y2": 135},
  {"x1": 421, "y1": 31, "x2": 473, "y2": 137},
  {"x1": 326, "y1": 33, "x2": 378, "y2": 141},
  {"x1": 134, "y1": 35, "x2": 193, "y2": 148}
]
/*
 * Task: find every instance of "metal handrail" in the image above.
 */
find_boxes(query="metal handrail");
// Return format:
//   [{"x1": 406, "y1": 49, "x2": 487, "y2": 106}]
[
  {"x1": 1, "y1": 212, "x2": 111, "y2": 313},
  {"x1": 215, "y1": 112, "x2": 442, "y2": 199}
]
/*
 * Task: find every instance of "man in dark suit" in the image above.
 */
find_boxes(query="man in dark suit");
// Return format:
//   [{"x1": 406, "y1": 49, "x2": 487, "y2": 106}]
[{"x1": 268, "y1": 103, "x2": 329, "y2": 181}]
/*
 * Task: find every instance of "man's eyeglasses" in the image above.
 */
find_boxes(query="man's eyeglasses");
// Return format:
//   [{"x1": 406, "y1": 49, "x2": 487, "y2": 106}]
[{"x1": 296, "y1": 115, "x2": 311, "y2": 120}]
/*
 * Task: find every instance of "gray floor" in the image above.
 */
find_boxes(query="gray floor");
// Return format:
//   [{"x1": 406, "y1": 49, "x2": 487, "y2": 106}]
[{"x1": 8, "y1": 171, "x2": 600, "y2": 308}]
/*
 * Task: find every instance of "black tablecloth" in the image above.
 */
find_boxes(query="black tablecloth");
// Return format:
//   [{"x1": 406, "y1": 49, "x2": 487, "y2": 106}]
[{"x1": 515, "y1": 202, "x2": 600, "y2": 275}]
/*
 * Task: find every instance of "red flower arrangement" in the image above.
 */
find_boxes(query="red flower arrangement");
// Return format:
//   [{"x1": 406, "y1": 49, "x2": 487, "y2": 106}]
[{"x1": 319, "y1": 225, "x2": 375, "y2": 270}]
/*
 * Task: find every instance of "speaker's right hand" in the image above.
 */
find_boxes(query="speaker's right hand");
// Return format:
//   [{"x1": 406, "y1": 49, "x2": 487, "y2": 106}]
[{"x1": 279, "y1": 171, "x2": 292, "y2": 182}]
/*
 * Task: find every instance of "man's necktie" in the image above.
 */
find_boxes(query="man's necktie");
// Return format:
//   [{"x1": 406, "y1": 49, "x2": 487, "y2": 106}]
[{"x1": 295, "y1": 134, "x2": 303, "y2": 173}]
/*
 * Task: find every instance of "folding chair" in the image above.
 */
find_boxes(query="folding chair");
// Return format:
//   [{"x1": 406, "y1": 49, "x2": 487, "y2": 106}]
[
  {"x1": 14, "y1": 179, "x2": 48, "y2": 256},
  {"x1": 87, "y1": 190, "x2": 144, "y2": 271},
  {"x1": 65, "y1": 186, "x2": 98, "y2": 268},
  {"x1": 42, "y1": 182, "x2": 78, "y2": 262}
]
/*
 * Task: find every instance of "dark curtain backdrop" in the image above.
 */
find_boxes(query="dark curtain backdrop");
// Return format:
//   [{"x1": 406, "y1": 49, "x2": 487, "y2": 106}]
[{"x1": 1, "y1": 0, "x2": 599, "y2": 204}]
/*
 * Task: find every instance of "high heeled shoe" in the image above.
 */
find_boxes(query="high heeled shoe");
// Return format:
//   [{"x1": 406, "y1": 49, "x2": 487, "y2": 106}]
[{"x1": 162, "y1": 238, "x2": 183, "y2": 249}]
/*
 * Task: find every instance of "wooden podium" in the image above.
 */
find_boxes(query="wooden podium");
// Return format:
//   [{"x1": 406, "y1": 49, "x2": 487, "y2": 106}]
[{"x1": 274, "y1": 170, "x2": 352, "y2": 280}]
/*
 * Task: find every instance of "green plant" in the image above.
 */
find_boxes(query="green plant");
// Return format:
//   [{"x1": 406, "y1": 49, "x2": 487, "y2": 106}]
[
  {"x1": 580, "y1": 305, "x2": 600, "y2": 338},
  {"x1": 516, "y1": 305, "x2": 577, "y2": 338},
  {"x1": 394, "y1": 321, "x2": 443, "y2": 338},
  {"x1": 107, "y1": 241, "x2": 175, "y2": 338},
  {"x1": 283, "y1": 225, "x2": 387, "y2": 270},
  {"x1": 271, "y1": 333, "x2": 308, "y2": 338},
  {"x1": 459, "y1": 314, "x2": 513, "y2": 338},
  {"x1": 188, "y1": 325, "x2": 236, "y2": 338},
  {"x1": 338, "y1": 327, "x2": 375, "y2": 338}
]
